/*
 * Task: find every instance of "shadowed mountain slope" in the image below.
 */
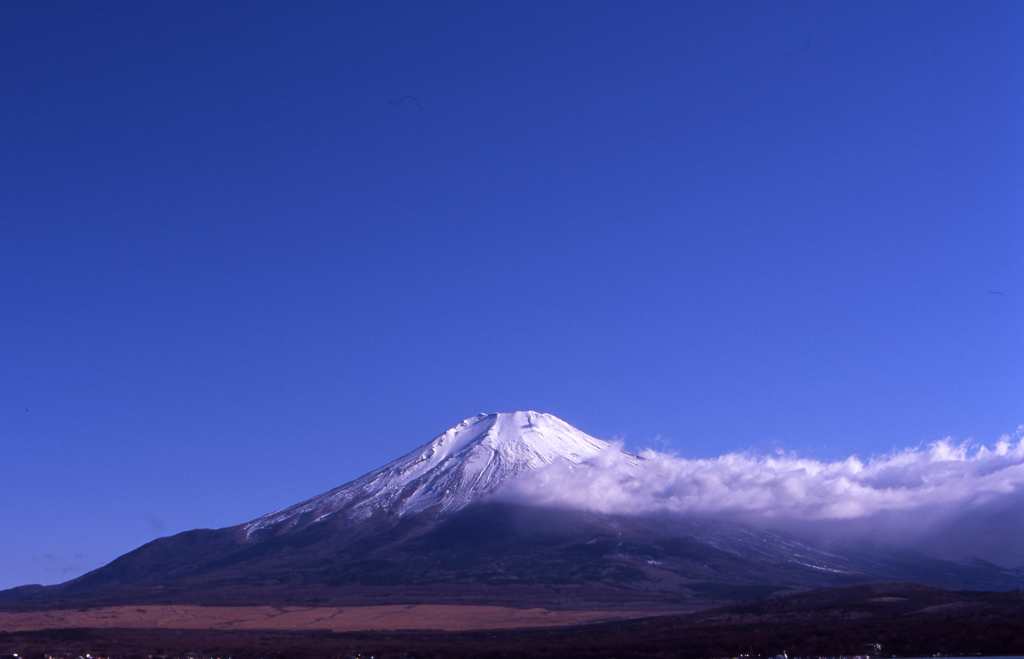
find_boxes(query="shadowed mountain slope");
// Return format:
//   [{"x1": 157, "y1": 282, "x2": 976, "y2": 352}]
[{"x1": 3, "y1": 412, "x2": 1022, "y2": 610}]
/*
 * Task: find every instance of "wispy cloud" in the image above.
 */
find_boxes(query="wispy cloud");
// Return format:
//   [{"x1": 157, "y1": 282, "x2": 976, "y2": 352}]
[{"x1": 497, "y1": 426, "x2": 1024, "y2": 566}]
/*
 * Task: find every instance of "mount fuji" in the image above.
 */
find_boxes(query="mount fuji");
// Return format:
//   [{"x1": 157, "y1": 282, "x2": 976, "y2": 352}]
[
  {"x1": 3, "y1": 412, "x2": 1022, "y2": 610},
  {"x1": 244, "y1": 411, "x2": 617, "y2": 538}
]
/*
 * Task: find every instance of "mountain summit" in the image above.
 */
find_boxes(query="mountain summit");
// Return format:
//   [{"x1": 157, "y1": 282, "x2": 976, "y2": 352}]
[
  {"x1": 245, "y1": 411, "x2": 612, "y2": 539},
  {"x1": 3, "y1": 411, "x2": 1022, "y2": 610}
]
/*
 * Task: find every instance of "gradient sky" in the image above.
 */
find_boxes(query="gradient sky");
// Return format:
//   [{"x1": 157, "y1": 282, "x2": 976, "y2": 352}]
[{"x1": 2, "y1": 1, "x2": 1022, "y2": 590}]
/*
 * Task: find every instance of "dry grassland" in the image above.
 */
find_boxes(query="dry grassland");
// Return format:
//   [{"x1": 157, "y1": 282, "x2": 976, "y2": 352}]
[{"x1": 0, "y1": 604, "x2": 668, "y2": 633}]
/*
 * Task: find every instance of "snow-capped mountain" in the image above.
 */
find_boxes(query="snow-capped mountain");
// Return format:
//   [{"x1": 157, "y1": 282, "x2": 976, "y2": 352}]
[
  {"x1": 3, "y1": 411, "x2": 1023, "y2": 610},
  {"x1": 244, "y1": 411, "x2": 617, "y2": 538}
]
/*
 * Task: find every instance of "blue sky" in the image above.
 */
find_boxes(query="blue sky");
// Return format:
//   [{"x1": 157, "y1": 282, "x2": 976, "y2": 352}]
[{"x1": 2, "y1": 1, "x2": 1022, "y2": 590}]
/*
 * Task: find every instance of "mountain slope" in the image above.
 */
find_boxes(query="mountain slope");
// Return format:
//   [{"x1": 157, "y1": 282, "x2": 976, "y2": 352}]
[
  {"x1": 244, "y1": 411, "x2": 616, "y2": 539},
  {"x1": 2, "y1": 412, "x2": 1022, "y2": 610}
]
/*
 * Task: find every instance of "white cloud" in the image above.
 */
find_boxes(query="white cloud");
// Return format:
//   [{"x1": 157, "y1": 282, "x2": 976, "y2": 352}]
[{"x1": 496, "y1": 426, "x2": 1024, "y2": 566}]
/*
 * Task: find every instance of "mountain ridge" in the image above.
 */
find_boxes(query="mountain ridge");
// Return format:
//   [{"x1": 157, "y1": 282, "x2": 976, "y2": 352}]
[
  {"x1": 3, "y1": 411, "x2": 1023, "y2": 610},
  {"x1": 243, "y1": 411, "x2": 620, "y2": 539}
]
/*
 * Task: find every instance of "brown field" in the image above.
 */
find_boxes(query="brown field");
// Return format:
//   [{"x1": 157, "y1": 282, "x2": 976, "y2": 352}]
[
  {"x1": 0, "y1": 603, "x2": 670, "y2": 633},
  {"x1": 3, "y1": 585, "x2": 1024, "y2": 658}
]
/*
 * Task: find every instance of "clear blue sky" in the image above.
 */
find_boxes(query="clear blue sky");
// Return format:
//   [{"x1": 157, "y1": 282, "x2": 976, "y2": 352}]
[{"x1": 2, "y1": 1, "x2": 1021, "y2": 590}]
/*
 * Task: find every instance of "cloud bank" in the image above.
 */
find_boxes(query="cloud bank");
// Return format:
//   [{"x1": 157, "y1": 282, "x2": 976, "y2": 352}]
[{"x1": 497, "y1": 427, "x2": 1024, "y2": 566}]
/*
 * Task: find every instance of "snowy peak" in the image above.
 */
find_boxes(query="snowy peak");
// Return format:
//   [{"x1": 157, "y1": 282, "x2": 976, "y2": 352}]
[
  {"x1": 243, "y1": 411, "x2": 611, "y2": 538},
  {"x1": 437, "y1": 411, "x2": 609, "y2": 467}
]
